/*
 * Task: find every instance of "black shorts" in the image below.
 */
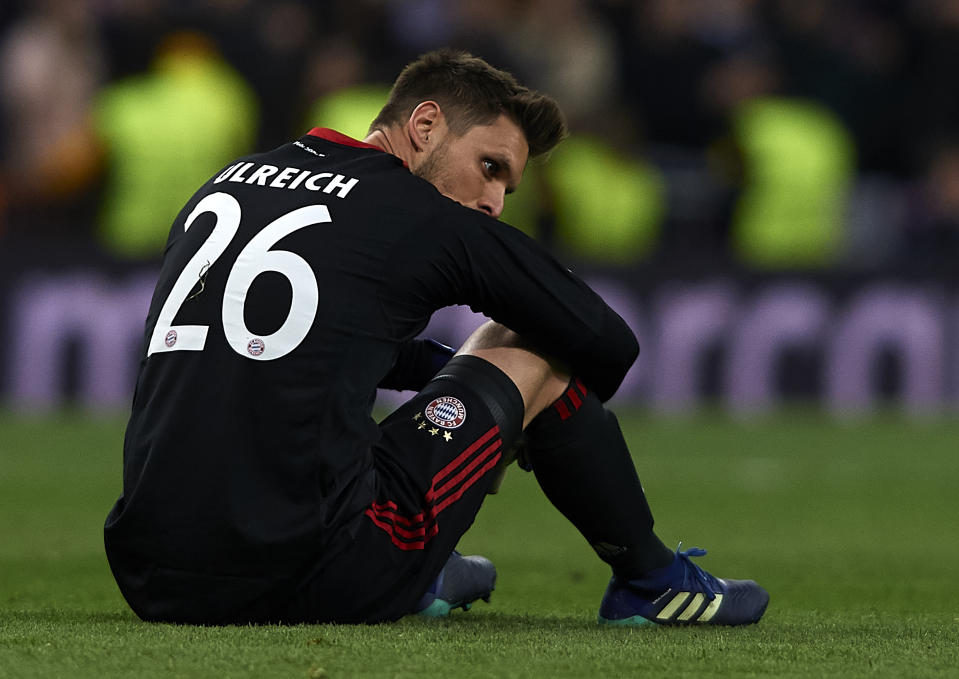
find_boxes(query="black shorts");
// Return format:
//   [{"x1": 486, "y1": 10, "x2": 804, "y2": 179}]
[
  {"x1": 277, "y1": 354, "x2": 524, "y2": 623},
  {"x1": 107, "y1": 356, "x2": 523, "y2": 625}
]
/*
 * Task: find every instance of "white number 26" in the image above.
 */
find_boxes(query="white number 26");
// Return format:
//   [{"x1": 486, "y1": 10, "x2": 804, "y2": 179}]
[{"x1": 147, "y1": 192, "x2": 329, "y2": 361}]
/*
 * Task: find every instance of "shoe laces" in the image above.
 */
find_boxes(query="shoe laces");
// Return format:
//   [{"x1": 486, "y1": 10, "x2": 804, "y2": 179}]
[{"x1": 675, "y1": 542, "x2": 722, "y2": 600}]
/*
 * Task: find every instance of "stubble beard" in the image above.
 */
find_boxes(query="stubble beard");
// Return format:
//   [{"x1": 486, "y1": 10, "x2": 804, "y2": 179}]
[{"x1": 412, "y1": 138, "x2": 453, "y2": 196}]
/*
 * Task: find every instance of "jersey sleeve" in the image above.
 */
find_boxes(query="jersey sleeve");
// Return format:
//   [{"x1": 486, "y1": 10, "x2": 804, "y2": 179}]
[
  {"x1": 378, "y1": 339, "x2": 457, "y2": 392},
  {"x1": 383, "y1": 203, "x2": 639, "y2": 402}
]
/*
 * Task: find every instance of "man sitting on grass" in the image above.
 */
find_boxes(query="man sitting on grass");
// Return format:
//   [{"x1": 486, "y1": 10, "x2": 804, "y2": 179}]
[{"x1": 104, "y1": 49, "x2": 768, "y2": 627}]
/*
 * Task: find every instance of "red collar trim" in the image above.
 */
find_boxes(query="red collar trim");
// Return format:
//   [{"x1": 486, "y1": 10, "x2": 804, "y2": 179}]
[{"x1": 306, "y1": 127, "x2": 383, "y2": 151}]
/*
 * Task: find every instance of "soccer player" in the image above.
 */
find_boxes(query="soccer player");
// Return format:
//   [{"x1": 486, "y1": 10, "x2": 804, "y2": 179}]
[{"x1": 104, "y1": 49, "x2": 768, "y2": 626}]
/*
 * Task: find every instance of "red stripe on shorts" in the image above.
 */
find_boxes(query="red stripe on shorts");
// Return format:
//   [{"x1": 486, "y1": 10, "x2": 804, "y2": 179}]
[{"x1": 367, "y1": 425, "x2": 502, "y2": 550}]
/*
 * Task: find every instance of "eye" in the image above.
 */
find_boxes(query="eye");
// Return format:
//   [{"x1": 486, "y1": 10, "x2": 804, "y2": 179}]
[{"x1": 483, "y1": 159, "x2": 499, "y2": 175}]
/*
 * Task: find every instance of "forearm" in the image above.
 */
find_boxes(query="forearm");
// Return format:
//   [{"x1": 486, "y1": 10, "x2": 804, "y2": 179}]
[{"x1": 378, "y1": 339, "x2": 456, "y2": 391}]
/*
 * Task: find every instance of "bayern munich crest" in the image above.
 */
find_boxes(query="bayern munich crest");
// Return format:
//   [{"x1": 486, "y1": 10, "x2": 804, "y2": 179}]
[
  {"x1": 247, "y1": 338, "x2": 265, "y2": 357},
  {"x1": 424, "y1": 396, "x2": 467, "y2": 429},
  {"x1": 164, "y1": 329, "x2": 177, "y2": 347}
]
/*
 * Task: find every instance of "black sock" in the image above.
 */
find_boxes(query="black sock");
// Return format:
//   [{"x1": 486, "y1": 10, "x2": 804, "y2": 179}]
[{"x1": 524, "y1": 379, "x2": 673, "y2": 580}]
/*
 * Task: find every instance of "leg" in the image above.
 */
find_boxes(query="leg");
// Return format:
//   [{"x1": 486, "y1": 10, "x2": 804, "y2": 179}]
[
  {"x1": 288, "y1": 322, "x2": 549, "y2": 622},
  {"x1": 462, "y1": 322, "x2": 769, "y2": 627},
  {"x1": 523, "y1": 389, "x2": 674, "y2": 577},
  {"x1": 286, "y1": 351, "x2": 526, "y2": 623},
  {"x1": 458, "y1": 321, "x2": 672, "y2": 577},
  {"x1": 454, "y1": 320, "x2": 569, "y2": 428}
]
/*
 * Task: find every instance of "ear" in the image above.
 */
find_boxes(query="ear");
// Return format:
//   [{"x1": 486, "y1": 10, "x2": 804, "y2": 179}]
[{"x1": 406, "y1": 101, "x2": 443, "y2": 151}]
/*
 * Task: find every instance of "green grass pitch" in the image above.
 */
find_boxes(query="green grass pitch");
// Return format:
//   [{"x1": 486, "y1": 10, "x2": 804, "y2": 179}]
[{"x1": 1, "y1": 410, "x2": 958, "y2": 678}]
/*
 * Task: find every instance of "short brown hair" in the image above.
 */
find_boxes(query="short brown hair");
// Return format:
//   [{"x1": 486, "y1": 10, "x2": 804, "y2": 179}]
[{"x1": 371, "y1": 49, "x2": 567, "y2": 158}]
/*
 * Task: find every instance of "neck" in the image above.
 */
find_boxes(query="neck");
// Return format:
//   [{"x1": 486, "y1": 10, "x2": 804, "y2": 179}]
[
  {"x1": 363, "y1": 128, "x2": 395, "y2": 154},
  {"x1": 363, "y1": 127, "x2": 413, "y2": 167}
]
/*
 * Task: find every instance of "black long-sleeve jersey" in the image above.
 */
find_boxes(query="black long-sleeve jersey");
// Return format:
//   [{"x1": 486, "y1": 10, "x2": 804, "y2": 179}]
[{"x1": 105, "y1": 128, "x2": 639, "y2": 581}]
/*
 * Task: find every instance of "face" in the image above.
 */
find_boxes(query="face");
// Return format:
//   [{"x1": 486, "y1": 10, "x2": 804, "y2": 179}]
[{"x1": 413, "y1": 114, "x2": 529, "y2": 219}]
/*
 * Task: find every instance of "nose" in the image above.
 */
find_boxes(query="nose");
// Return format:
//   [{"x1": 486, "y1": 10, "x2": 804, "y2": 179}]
[{"x1": 478, "y1": 187, "x2": 505, "y2": 219}]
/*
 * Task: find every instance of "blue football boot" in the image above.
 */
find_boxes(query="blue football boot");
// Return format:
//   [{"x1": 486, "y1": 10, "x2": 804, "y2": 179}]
[
  {"x1": 598, "y1": 544, "x2": 769, "y2": 626},
  {"x1": 416, "y1": 551, "x2": 496, "y2": 617}
]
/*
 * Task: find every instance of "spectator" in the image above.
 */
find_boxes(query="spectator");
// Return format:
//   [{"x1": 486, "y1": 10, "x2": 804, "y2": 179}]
[
  {"x1": 613, "y1": 0, "x2": 726, "y2": 148},
  {"x1": 541, "y1": 133, "x2": 666, "y2": 264},
  {"x1": 0, "y1": 0, "x2": 103, "y2": 241},
  {"x1": 704, "y1": 49, "x2": 856, "y2": 269},
  {"x1": 205, "y1": 0, "x2": 317, "y2": 148},
  {"x1": 502, "y1": 0, "x2": 621, "y2": 128},
  {"x1": 302, "y1": 38, "x2": 388, "y2": 140},
  {"x1": 92, "y1": 30, "x2": 257, "y2": 261},
  {"x1": 762, "y1": 0, "x2": 910, "y2": 175},
  {"x1": 900, "y1": 143, "x2": 959, "y2": 270}
]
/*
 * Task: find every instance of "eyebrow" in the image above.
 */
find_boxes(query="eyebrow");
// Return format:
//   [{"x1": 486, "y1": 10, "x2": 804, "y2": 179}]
[{"x1": 488, "y1": 153, "x2": 519, "y2": 194}]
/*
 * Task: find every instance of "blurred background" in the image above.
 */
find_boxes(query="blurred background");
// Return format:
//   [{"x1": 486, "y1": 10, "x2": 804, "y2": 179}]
[{"x1": 1, "y1": 0, "x2": 959, "y2": 416}]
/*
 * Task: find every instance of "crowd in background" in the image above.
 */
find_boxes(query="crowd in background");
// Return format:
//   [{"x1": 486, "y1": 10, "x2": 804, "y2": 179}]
[{"x1": 2, "y1": 0, "x2": 959, "y2": 273}]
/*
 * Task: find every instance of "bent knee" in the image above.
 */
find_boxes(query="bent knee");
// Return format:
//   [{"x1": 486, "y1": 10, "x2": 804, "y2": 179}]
[
  {"x1": 456, "y1": 322, "x2": 570, "y2": 426},
  {"x1": 457, "y1": 321, "x2": 527, "y2": 354}
]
